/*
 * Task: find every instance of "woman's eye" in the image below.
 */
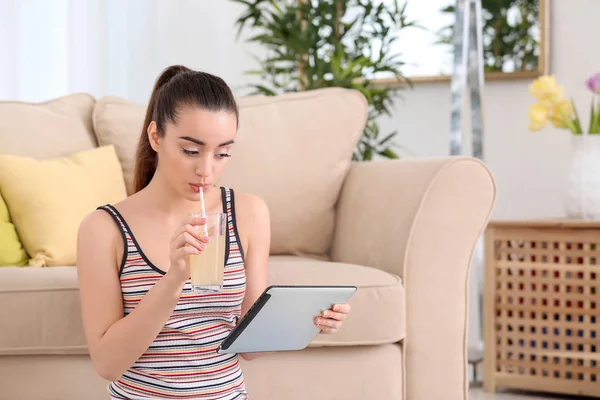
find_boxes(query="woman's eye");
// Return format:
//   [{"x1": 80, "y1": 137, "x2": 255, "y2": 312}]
[
  {"x1": 182, "y1": 149, "x2": 199, "y2": 156},
  {"x1": 217, "y1": 153, "x2": 231, "y2": 159}
]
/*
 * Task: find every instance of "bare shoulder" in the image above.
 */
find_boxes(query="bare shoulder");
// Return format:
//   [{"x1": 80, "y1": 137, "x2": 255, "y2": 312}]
[
  {"x1": 77, "y1": 192, "x2": 147, "y2": 262},
  {"x1": 77, "y1": 207, "x2": 123, "y2": 270},
  {"x1": 78, "y1": 208, "x2": 119, "y2": 242},
  {"x1": 233, "y1": 190, "x2": 270, "y2": 223},
  {"x1": 231, "y1": 190, "x2": 270, "y2": 249},
  {"x1": 79, "y1": 191, "x2": 143, "y2": 237}
]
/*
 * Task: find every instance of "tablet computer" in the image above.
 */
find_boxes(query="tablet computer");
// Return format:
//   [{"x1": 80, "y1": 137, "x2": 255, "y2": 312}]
[{"x1": 217, "y1": 285, "x2": 357, "y2": 354}]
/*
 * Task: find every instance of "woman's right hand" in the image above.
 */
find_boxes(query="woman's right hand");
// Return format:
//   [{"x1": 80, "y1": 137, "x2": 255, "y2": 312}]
[{"x1": 167, "y1": 215, "x2": 209, "y2": 283}]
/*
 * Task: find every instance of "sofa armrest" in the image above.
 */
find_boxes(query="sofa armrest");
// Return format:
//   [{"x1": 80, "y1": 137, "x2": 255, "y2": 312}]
[{"x1": 331, "y1": 157, "x2": 496, "y2": 400}]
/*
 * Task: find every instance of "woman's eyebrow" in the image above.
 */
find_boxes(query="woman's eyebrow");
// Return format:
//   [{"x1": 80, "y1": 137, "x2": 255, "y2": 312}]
[{"x1": 179, "y1": 136, "x2": 235, "y2": 147}]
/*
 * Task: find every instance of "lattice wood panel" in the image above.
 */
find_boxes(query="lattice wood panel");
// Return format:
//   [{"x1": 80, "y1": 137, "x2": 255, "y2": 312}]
[{"x1": 483, "y1": 221, "x2": 600, "y2": 397}]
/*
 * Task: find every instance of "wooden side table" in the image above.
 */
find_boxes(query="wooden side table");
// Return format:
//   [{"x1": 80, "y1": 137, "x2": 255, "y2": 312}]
[{"x1": 483, "y1": 220, "x2": 600, "y2": 397}]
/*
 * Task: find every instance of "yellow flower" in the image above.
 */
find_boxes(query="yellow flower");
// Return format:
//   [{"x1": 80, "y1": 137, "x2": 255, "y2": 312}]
[
  {"x1": 528, "y1": 103, "x2": 550, "y2": 131},
  {"x1": 550, "y1": 99, "x2": 575, "y2": 129},
  {"x1": 529, "y1": 75, "x2": 565, "y2": 105}
]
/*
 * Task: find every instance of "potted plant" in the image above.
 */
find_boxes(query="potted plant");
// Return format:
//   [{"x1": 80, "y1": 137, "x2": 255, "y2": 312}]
[
  {"x1": 230, "y1": 0, "x2": 418, "y2": 161},
  {"x1": 528, "y1": 73, "x2": 600, "y2": 219}
]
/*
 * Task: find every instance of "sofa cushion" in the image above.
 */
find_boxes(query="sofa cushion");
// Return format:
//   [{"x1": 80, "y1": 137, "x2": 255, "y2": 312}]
[
  {"x1": 92, "y1": 88, "x2": 368, "y2": 258},
  {"x1": 268, "y1": 256, "x2": 405, "y2": 346},
  {"x1": 0, "y1": 145, "x2": 128, "y2": 266},
  {"x1": 241, "y1": 344, "x2": 403, "y2": 400},
  {"x1": 0, "y1": 267, "x2": 87, "y2": 355},
  {"x1": 0, "y1": 94, "x2": 97, "y2": 159},
  {"x1": 221, "y1": 89, "x2": 367, "y2": 258},
  {"x1": 0, "y1": 256, "x2": 404, "y2": 355},
  {"x1": 92, "y1": 97, "x2": 145, "y2": 195},
  {"x1": 0, "y1": 192, "x2": 28, "y2": 267}
]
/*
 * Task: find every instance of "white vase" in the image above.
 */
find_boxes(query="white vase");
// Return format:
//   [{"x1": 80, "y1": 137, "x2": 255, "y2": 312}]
[{"x1": 564, "y1": 134, "x2": 600, "y2": 220}]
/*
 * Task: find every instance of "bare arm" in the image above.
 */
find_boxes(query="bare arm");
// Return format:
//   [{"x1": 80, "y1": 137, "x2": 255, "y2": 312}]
[
  {"x1": 76, "y1": 211, "x2": 206, "y2": 381},
  {"x1": 235, "y1": 194, "x2": 271, "y2": 361}
]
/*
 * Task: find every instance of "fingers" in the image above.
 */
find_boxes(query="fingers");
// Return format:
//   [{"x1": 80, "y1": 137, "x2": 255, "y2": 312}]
[
  {"x1": 172, "y1": 225, "x2": 210, "y2": 250},
  {"x1": 321, "y1": 310, "x2": 346, "y2": 321},
  {"x1": 174, "y1": 244, "x2": 202, "y2": 259},
  {"x1": 318, "y1": 326, "x2": 338, "y2": 334},
  {"x1": 331, "y1": 303, "x2": 351, "y2": 314},
  {"x1": 314, "y1": 316, "x2": 341, "y2": 331},
  {"x1": 172, "y1": 216, "x2": 207, "y2": 239},
  {"x1": 173, "y1": 230, "x2": 209, "y2": 252},
  {"x1": 313, "y1": 303, "x2": 351, "y2": 334},
  {"x1": 186, "y1": 214, "x2": 208, "y2": 226}
]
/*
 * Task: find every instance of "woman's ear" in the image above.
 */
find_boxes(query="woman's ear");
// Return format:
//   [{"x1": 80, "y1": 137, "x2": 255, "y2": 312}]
[{"x1": 147, "y1": 121, "x2": 160, "y2": 152}]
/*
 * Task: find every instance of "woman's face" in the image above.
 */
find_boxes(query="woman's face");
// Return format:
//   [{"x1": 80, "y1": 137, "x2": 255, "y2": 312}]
[{"x1": 149, "y1": 106, "x2": 237, "y2": 201}]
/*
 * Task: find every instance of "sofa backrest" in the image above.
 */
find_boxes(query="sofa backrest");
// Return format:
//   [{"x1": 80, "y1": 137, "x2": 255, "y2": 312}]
[
  {"x1": 222, "y1": 89, "x2": 367, "y2": 257},
  {"x1": 0, "y1": 94, "x2": 97, "y2": 158},
  {"x1": 1, "y1": 88, "x2": 367, "y2": 259}
]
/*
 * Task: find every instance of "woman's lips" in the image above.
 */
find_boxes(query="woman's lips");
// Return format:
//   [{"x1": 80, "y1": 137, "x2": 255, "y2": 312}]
[{"x1": 189, "y1": 184, "x2": 211, "y2": 193}]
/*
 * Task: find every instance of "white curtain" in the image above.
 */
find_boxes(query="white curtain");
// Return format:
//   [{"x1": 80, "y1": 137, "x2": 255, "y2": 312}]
[
  {"x1": 0, "y1": 0, "x2": 261, "y2": 103},
  {"x1": 0, "y1": 0, "x2": 120, "y2": 101}
]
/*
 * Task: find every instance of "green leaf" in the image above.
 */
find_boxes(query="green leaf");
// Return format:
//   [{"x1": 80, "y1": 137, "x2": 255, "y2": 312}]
[
  {"x1": 378, "y1": 147, "x2": 399, "y2": 159},
  {"x1": 243, "y1": 69, "x2": 265, "y2": 76},
  {"x1": 593, "y1": 98, "x2": 600, "y2": 133},
  {"x1": 251, "y1": 85, "x2": 277, "y2": 96},
  {"x1": 363, "y1": 145, "x2": 373, "y2": 161},
  {"x1": 588, "y1": 97, "x2": 595, "y2": 134},
  {"x1": 572, "y1": 98, "x2": 584, "y2": 134},
  {"x1": 378, "y1": 130, "x2": 398, "y2": 146}
]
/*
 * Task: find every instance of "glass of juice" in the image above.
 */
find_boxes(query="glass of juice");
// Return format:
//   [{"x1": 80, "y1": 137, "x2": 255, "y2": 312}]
[{"x1": 188, "y1": 212, "x2": 226, "y2": 293}]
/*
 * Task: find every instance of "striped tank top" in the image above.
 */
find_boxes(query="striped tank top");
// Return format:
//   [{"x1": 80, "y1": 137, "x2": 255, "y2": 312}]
[{"x1": 98, "y1": 187, "x2": 248, "y2": 399}]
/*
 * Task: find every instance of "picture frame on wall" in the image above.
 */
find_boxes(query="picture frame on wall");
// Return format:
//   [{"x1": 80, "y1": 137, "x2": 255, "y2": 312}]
[{"x1": 371, "y1": 0, "x2": 550, "y2": 84}]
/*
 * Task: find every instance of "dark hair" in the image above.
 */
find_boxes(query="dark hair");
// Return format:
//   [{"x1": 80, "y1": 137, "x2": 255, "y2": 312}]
[{"x1": 133, "y1": 65, "x2": 239, "y2": 193}]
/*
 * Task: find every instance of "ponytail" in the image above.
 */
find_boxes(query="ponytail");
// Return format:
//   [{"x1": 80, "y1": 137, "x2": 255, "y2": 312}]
[
  {"x1": 132, "y1": 65, "x2": 238, "y2": 193},
  {"x1": 133, "y1": 65, "x2": 190, "y2": 193}
]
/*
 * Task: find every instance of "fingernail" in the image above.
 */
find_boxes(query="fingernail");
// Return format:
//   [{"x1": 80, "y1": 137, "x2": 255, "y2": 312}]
[
  {"x1": 202, "y1": 236, "x2": 210, "y2": 243},
  {"x1": 334, "y1": 305, "x2": 339, "y2": 311},
  {"x1": 322, "y1": 311, "x2": 328, "y2": 317}
]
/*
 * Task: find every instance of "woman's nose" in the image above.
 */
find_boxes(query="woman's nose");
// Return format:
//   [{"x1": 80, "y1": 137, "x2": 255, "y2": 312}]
[{"x1": 195, "y1": 153, "x2": 212, "y2": 176}]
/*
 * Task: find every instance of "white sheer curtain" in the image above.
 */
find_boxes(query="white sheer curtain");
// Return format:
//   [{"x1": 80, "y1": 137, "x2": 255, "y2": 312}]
[
  {"x1": 0, "y1": 0, "x2": 260, "y2": 103},
  {"x1": 0, "y1": 0, "x2": 123, "y2": 101}
]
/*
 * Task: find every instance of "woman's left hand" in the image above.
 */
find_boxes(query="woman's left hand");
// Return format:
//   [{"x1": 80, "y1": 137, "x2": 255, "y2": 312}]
[{"x1": 314, "y1": 303, "x2": 351, "y2": 334}]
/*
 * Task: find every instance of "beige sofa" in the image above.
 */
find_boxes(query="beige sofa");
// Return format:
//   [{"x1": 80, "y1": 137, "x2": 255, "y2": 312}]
[{"x1": 0, "y1": 88, "x2": 496, "y2": 400}]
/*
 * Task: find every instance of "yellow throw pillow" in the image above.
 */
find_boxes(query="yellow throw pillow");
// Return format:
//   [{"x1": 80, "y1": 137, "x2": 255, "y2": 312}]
[
  {"x1": 0, "y1": 145, "x2": 127, "y2": 266},
  {"x1": 0, "y1": 191, "x2": 28, "y2": 266}
]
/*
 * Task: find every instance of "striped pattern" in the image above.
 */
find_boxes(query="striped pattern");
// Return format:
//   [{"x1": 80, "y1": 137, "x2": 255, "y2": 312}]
[{"x1": 99, "y1": 187, "x2": 247, "y2": 399}]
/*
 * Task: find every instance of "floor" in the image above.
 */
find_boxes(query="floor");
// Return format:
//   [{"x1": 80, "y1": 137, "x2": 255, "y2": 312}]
[{"x1": 469, "y1": 387, "x2": 597, "y2": 399}]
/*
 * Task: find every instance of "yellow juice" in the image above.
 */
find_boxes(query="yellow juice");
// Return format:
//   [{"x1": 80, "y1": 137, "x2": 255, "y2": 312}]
[{"x1": 190, "y1": 234, "x2": 225, "y2": 291}]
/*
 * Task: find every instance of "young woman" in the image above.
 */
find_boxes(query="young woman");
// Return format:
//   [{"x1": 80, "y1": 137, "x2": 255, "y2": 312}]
[{"x1": 76, "y1": 65, "x2": 351, "y2": 399}]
